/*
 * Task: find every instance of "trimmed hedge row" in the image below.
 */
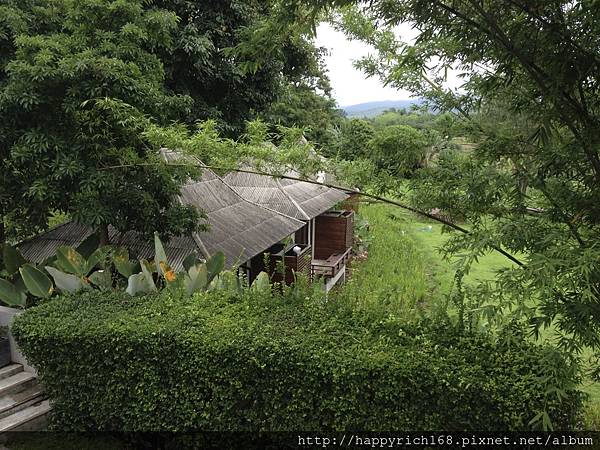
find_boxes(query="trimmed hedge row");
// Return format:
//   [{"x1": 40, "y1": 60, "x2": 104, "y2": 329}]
[{"x1": 12, "y1": 290, "x2": 583, "y2": 431}]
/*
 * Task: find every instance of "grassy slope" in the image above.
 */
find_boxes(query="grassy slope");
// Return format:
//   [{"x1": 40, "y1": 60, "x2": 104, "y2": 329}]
[{"x1": 351, "y1": 202, "x2": 599, "y2": 428}]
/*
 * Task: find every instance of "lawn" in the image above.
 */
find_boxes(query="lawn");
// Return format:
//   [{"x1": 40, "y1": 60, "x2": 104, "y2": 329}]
[{"x1": 349, "y1": 202, "x2": 600, "y2": 429}]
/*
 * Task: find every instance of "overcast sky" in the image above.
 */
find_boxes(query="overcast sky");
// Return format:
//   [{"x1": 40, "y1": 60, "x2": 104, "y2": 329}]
[
  {"x1": 315, "y1": 23, "x2": 464, "y2": 107},
  {"x1": 315, "y1": 23, "x2": 415, "y2": 107}
]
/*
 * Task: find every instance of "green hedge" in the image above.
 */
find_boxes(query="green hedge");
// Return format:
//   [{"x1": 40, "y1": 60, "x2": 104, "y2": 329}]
[{"x1": 13, "y1": 290, "x2": 583, "y2": 431}]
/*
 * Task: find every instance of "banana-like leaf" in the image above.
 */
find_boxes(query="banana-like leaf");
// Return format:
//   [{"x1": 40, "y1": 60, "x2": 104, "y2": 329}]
[
  {"x1": 0, "y1": 278, "x2": 26, "y2": 307},
  {"x1": 88, "y1": 270, "x2": 112, "y2": 290},
  {"x1": 251, "y1": 271, "x2": 270, "y2": 292},
  {"x1": 76, "y1": 233, "x2": 100, "y2": 259},
  {"x1": 154, "y1": 232, "x2": 168, "y2": 276},
  {"x1": 85, "y1": 246, "x2": 112, "y2": 274},
  {"x1": 126, "y1": 273, "x2": 148, "y2": 296},
  {"x1": 159, "y1": 261, "x2": 177, "y2": 284},
  {"x1": 45, "y1": 266, "x2": 87, "y2": 293},
  {"x1": 13, "y1": 274, "x2": 27, "y2": 295},
  {"x1": 113, "y1": 247, "x2": 137, "y2": 278},
  {"x1": 206, "y1": 252, "x2": 225, "y2": 285},
  {"x1": 126, "y1": 265, "x2": 156, "y2": 296},
  {"x1": 2, "y1": 245, "x2": 27, "y2": 276},
  {"x1": 19, "y1": 264, "x2": 53, "y2": 298},
  {"x1": 56, "y1": 246, "x2": 87, "y2": 276},
  {"x1": 184, "y1": 263, "x2": 208, "y2": 295},
  {"x1": 209, "y1": 271, "x2": 242, "y2": 294},
  {"x1": 140, "y1": 260, "x2": 157, "y2": 292},
  {"x1": 182, "y1": 254, "x2": 201, "y2": 273}
]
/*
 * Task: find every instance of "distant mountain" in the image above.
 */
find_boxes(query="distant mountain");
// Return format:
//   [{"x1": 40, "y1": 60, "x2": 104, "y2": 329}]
[{"x1": 342, "y1": 99, "x2": 423, "y2": 118}]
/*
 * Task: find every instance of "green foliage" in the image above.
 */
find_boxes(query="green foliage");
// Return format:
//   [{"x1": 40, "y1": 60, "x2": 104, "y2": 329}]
[
  {"x1": 330, "y1": 118, "x2": 375, "y2": 160},
  {"x1": 0, "y1": 244, "x2": 35, "y2": 306},
  {"x1": 0, "y1": 233, "x2": 231, "y2": 306},
  {"x1": 0, "y1": 0, "x2": 201, "y2": 243},
  {"x1": 264, "y1": 83, "x2": 343, "y2": 149},
  {"x1": 282, "y1": 0, "x2": 600, "y2": 362},
  {"x1": 0, "y1": 278, "x2": 26, "y2": 307},
  {"x1": 19, "y1": 264, "x2": 52, "y2": 299},
  {"x1": 368, "y1": 124, "x2": 428, "y2": 177},
  {"x1": 1, "y1": 0, "x2": 334, "y2": 244},
  {"x1": 12, "y1": 289, "x2": 584, "y2": 431},
  {"x1": 333, "y1": 204, "x2": 428, "y2": 320}
]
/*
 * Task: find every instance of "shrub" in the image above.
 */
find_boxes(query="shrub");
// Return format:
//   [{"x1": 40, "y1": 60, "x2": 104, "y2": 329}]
[{"x1": 13, "y1": 290, "x2": 584, "y2": 432}]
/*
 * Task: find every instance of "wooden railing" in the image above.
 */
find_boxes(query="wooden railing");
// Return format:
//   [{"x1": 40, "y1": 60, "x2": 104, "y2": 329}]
[
  {"x1": 269, "y1": 244, "x2": 312, "y2": 285},
  {"x1": 311, "y1": 248, "x2": 352, "y2": 279}
]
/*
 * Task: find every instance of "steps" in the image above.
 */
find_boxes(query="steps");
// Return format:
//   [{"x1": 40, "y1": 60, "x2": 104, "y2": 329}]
[{"x1": 0, "y1": 364, "x2": 49, "y2": 432}]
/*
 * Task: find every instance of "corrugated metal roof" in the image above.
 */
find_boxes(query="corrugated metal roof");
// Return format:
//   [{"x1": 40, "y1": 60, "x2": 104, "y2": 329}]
[
  {"x1": 223, "y1": 171, "x2": 306, "y2": 219},
  {"x1": 19, "y1": 151, "x2": 305, "y2": 269},
  {"x1": 18, "y1": 222, "x2": 201, "y2": 271},
  {"x1": 224, "y1": 170, "x2": 349, "y2": 220}
]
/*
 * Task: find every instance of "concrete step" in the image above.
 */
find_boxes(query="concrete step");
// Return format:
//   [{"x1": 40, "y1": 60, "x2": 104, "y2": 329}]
[
  {"x1": 0, "y1": 384, "x2": 46, "y2": 420},
  {"x1": 0, "y1": 399, "x2": 50, "y2": 432},
  {"x1": 0, "y1": 372, "x2": 37, "y2": 398},
  {"x1": 0, "y1": 364, "x2": 23, "y2": 381}
]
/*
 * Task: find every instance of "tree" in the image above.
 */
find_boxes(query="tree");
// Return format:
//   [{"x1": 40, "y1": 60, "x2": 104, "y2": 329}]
[
  {"x1": 0, "y1": 0, "x2": 200, "y2": 245},
  {"x1": 260, "y1": 31, "x2": 344, "y2": 149},
  {"x1": 368, "y1": 124, "x2": 428, "y2": 177},
  {"x1": 313, "y1": 1, "x2": 600, "y2": 359},
  {"x1": 152, "y1": 0, "x2": 283, "y2": 136},
  {"x1": 239, "y1": 0, "x2": 600, "y2": 367},
  {"x1": 331, "y1": 118, "x2": 375, "y2": 160}
]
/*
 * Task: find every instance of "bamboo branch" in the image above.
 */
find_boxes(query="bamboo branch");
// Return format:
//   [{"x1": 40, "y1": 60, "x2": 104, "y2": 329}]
[{"x1": 99, "y1": 161, "x2": 525, "y2": 267}]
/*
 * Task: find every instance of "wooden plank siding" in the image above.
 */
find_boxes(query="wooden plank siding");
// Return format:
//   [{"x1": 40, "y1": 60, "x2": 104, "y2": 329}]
[
  {"x1": 314, "y1": 211, "x2": 354, "y2": 260},
  {"x1": 268, "y1": 244, "x2": 312, "y2": 285}
]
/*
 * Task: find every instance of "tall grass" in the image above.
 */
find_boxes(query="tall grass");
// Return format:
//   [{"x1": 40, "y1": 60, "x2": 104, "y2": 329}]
[{"x1": 333, "y1": 203, "x2": 429, "y2": 320}]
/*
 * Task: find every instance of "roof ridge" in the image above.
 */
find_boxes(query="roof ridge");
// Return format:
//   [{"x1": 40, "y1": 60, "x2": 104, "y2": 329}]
[{"x1": 275, "y1": 178, "x2": 310, "y2": 221}]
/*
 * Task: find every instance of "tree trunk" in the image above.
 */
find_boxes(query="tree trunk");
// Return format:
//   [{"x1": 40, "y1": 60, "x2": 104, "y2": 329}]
[{"x1": 98, "y1": 223, "x2": 110, "y2": 246}]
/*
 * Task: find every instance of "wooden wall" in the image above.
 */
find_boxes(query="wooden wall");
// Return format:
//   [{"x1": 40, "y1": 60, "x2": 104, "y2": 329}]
[
  {"x1": 314, "y1": 211, "x2": 354, "y2": 260},
  {"x1": 269, "y1": 249, "x2": 311, "y2": 285}
]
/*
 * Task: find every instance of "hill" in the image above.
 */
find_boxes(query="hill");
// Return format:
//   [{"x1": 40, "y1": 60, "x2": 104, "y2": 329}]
[{"x1": 342, "y1": 99, "x2": 423, "y2": 118}]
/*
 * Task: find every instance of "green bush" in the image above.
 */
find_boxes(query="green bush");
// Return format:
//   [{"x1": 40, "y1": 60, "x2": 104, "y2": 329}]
[{"x1": 13, "y1": 290, "x2": 583, "y2": 431}]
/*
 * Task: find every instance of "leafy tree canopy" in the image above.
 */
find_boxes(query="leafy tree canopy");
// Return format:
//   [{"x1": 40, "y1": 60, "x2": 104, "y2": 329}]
[
  {"x1": 0, "y1": 0, "x2": 336, "y2": 244},
  {"x1": 0, "y1": 0, "x2": 200, "y2": 244},
  {"x1": 369, "y1": 124, "x2": 428, "y2": 177},
  {"x1": 249, "y1": 0, "x2": 600, "y2": 363}
]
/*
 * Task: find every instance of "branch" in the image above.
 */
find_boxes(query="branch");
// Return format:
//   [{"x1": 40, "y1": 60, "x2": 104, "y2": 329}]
[
  {"x1": 99, "y1": 161, "x2": 525, "y2": 267},
  {"x1": 434, "y1": 0, "x2": 600, "y2": 182}
]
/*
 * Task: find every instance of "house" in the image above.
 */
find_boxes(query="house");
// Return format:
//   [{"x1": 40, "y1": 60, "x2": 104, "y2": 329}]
[
  {"x1": 19, "y1": 152, "x2": 357, "y2": 291},
  {"x1": 224, "y1": 170, "x2": 355, "y2": 291},
  {"x1": 19, "y1": 154, "x2": 306, "y2": 273}
]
